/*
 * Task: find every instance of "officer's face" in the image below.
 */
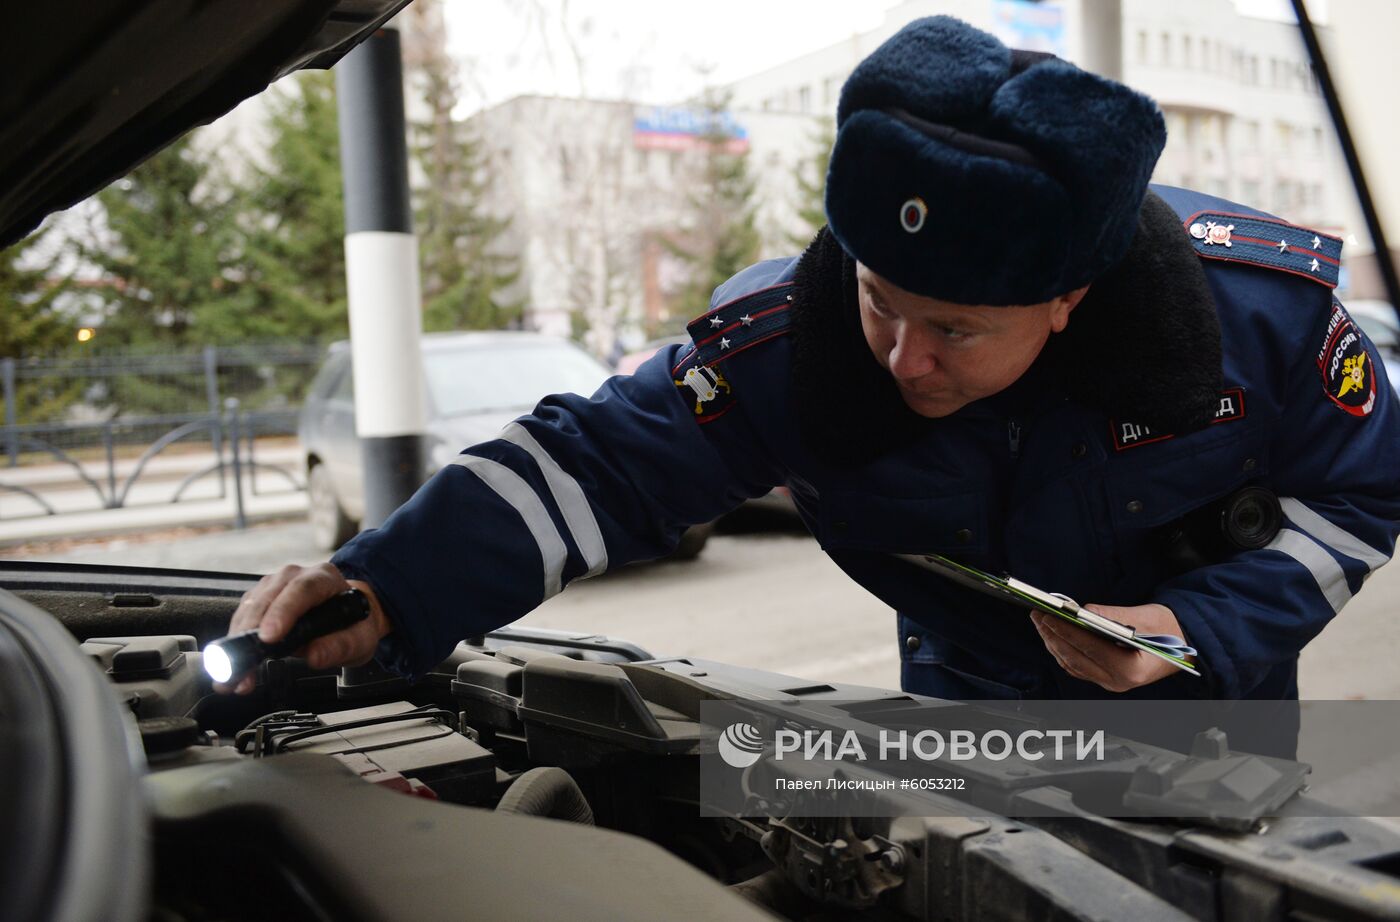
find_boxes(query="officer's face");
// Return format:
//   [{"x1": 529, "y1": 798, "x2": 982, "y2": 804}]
[{"x1": 856, "y1": 263, "x2": 1084, "y2": 418}]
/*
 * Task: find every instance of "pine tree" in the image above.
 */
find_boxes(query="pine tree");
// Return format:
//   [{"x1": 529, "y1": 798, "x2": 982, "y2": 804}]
[
  {"x1": 789, "y1": 117, "x2": 836, "y2": 249},
  {"x1": 0, "y1": 226, "x2": 75, "y2": 357},
  {"x1": 411, "y1": 30, "x2": 522, "y2": 332},
  {"x1": 664, "y1": 90, "x2": 762, "y2": 331},
  {"x1": 83, "y1": 134, "x2": 235, "y2": 349},
  {"x1": 222, "y1": 70, "x2": 349, "y2": 344},
  {"x1": 74, "y1": 133, "x2": 242, "y2": 415},
  {"x1": 0, "y1": 222, "x2": 80, "y2": 422}
]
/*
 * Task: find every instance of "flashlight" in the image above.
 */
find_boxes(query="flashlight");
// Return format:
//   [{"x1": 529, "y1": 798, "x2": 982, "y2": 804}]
[{"x1": 203, "y1": 588, "x2": 371, "y2": 685}]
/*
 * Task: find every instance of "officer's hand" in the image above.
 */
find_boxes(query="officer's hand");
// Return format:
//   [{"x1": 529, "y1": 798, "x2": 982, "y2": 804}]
[
  {"x1": 1030, "y1": 603, "x2": 1187, "y2": 693},
  {"x1": 214, "y1": 562, "x2": 394, "y2": 695}
]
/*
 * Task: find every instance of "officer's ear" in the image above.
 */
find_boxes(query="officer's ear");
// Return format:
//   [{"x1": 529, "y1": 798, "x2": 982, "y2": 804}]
[{"x1": 1048, "y1": 285, "x2": 1091, "y2": 334}]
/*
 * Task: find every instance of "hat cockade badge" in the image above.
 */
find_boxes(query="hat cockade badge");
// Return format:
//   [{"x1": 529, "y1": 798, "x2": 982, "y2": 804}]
[{"x1": 899, "y1": 197, "x2": 927, "y2": 234}]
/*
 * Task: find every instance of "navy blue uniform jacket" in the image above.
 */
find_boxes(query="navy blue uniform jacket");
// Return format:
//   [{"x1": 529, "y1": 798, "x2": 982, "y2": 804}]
[{"x1": 334, "y1": 187, "x2": 1400, "y2": 700}]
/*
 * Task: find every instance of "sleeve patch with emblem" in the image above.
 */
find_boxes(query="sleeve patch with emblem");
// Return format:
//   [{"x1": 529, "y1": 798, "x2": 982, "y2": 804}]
[
  {"x1": 672, "y1": 351, "x2": 736, "y2": 423},
  {"x1": 1317, "y1": 301, "x2": 1376, "y2": 417},
  {"x1": 671, "y1": 280, "x2": 795, "y2": 425}
]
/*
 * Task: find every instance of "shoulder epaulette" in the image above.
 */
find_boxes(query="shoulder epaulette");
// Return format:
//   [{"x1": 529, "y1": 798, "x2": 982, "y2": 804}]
[
  {"x1": 1182, "y1": 209, "x2": 1342, "y2": 289},
  {"x1": 679, "y1": 281, "x2": 794, "y2": 369}
]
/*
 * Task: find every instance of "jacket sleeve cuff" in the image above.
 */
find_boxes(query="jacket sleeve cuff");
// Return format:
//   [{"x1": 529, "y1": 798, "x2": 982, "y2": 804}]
[
  {"x1": 1150, "y1": 588, "x2": 1239, "y2": 699},
  {"x1": 332, "y1": 542, "x2": 435, "y2": 681}
]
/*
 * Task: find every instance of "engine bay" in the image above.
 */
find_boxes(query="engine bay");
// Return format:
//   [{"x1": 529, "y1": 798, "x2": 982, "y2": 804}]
[{"x1": 7, "y1": 562, "x2": 1400, "y2": 922}]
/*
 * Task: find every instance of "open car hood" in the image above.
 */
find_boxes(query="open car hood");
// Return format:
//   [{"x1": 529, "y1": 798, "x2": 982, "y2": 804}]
[{"x1": 0, "y1": 0, "x2": 412, "y2": 249}]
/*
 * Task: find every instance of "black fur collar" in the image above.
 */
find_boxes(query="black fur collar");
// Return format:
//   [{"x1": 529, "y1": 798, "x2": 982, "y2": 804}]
[{"x1": 789, "y1": 191, "x2": 1223, "y2": 468}]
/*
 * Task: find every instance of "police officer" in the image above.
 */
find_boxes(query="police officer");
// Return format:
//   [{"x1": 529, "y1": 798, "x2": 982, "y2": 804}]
[{"x1": 220, "y1": 17, "x2": 1400, "y2": 701}]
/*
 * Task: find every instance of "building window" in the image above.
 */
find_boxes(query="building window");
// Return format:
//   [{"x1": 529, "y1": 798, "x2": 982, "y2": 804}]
[
  {"x1": 1241, "y1": 180, "x2": 1262, "y2": 204},
  {"x1": 1202, "y1": 113, "x2": 1222, "y2": 146},
  {"x1": 1249, "y1": 55, "x2": 1259, "y2": 85},
  {"x1": 1313, "y1": 126, "x2": 1324, "y2": 155},
  {"x1": 1165, "y1": 109, "x2": 1188, "y2": 145},
  {"x1": 1183, "y1": 35, "x2": 1192, "y2": 67},
  {"x1": 1161, "y1": 32, "x2": 1171, "y2": 66},
  {"x1": 823, "y1": 76, "x2": 838, "y2": 106},
  {"x1": 798, "y1": 85, "x2": 811, "y2": 113},
  {"x1": 1201, "y1": 38, "x2": 1211, "y2": 71},
  {"x1": 1137, "y1": 30, "x2": 1148, "y2": 64}
]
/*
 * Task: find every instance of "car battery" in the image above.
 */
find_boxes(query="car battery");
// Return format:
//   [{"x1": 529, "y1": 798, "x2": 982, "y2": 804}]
[{"x1": 277, "y1": 701, "x2": 497, "y2": 804}]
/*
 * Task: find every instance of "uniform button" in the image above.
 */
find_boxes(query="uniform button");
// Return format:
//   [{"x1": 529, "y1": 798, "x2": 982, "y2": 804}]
[
  {"x1": 955, "y1": 528, "x2": 973, "y2": 545},
  {"x1": 1071, "y1": 443, "x2": 1087, "y2": 459},
  {"x1": 1243, "y1": 458, "x2": 1257, "y2": 472},
  {"x1": 905, "y1": 635, "x2": 922, "y2": 652},
  {"x1": 1126, "y1": 500, "x2": 1144, "y2": 514}
]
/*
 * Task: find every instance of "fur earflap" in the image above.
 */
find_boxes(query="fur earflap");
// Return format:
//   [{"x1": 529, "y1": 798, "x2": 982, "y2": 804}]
[{"x1": 1046, "y1": 192, "x2": 1223, "y2": 431}]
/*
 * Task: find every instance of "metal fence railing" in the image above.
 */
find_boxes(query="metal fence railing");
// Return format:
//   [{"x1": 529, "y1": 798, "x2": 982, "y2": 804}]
[{"x1": 0, "y1": 343, "x2": 326, "y2": 526}]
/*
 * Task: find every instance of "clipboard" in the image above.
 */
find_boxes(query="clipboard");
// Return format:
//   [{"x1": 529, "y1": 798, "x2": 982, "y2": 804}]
[{"x1": 894, "y1": 553, "x2": 1201, "y2": 677}]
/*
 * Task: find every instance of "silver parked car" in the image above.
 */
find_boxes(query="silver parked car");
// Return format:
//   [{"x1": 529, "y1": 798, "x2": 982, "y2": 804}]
[{"x1": 298, "y1": 331, "x2": 714, "y2": 557}]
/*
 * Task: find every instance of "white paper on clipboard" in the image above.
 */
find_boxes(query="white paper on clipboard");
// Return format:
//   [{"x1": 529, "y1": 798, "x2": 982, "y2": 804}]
[{"x1": 895, "y1": 554, "x2": 1201, "y2": 677}]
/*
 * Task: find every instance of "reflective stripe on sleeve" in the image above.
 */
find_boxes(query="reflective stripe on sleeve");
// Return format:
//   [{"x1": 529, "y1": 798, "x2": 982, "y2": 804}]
[
  {"x1": 451, "y1": 455, "x2": 567, "y2": 598},
  {"x1": 499, "y1": 422, "x2": 609, "y2": 578},
  {"x1": 1265, "y1": 527, "x2": 1352, "y2": 613},
  {"x1": 1279, "y1": 497, "x2": 1391, "y2": 572}
]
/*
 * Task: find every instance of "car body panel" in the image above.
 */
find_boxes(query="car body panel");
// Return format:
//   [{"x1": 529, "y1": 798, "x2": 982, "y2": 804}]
[{"x1": 1, "y1": 0, "x2": 413, "y2": 248}]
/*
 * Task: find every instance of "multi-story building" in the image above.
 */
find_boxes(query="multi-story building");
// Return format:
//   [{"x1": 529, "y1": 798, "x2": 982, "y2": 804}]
[
  {"x1": 469, "y1": 96, "x2": 816, "y2": 351},
  {"x1": 729, "y1": 0, "x2": 1362, "y2": 247},
  {"x1": 472, "y1": 0, "x2": 1380, "y2": 346}
]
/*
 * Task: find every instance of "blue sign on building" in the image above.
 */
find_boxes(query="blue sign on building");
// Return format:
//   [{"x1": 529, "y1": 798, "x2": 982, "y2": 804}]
[
  {"x1": 989, "y1": 0, "x2": 1066, "y2": 57},
  {"x1": 633, "y1": 106, "x2": 749, "y2": 152}
]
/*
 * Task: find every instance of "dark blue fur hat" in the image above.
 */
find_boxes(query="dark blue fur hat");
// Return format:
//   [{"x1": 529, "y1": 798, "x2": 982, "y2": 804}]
[{"x1": 826, "y1": 16, "x2": 1166, "y2": 305}]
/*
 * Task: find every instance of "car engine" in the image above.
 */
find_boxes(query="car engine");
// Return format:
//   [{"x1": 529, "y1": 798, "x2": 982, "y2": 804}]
[{"x1": 7, "y1": 564, "x2": 1400, "y2": 922}]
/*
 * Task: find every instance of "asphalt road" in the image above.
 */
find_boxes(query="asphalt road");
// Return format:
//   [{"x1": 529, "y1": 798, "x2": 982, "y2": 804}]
[{"x1": 17, "y1": 515, "x2": 1400, "y2": 699}]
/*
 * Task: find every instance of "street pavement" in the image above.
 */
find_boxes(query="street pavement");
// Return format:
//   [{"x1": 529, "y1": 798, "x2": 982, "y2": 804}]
[{"x1": 13, "y1": 517, "x2": 1400, "y2": 699}]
